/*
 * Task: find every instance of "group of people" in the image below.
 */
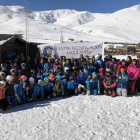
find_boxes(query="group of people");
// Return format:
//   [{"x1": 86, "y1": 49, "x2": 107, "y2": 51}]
[{"x1": 0, "y1": 52, "x2": 140, "y2": 111}]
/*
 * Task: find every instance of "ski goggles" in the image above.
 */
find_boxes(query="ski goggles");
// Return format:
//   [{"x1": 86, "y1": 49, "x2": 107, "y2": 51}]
[
  {"x1": 11, "y1": 69, "x2": 16, "y2": 73},
  {"x1": 100, "y1": 71, "x2": 103, "y2": 73}
]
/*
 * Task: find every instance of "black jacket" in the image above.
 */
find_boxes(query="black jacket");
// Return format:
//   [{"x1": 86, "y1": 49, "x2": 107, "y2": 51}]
[{"x1": 6, "y1": 83, "x2": 15, "y2": 97}]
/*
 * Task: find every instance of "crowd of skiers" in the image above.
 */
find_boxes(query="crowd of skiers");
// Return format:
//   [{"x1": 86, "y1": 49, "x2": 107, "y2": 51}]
[{"x1": 0, "y1": 52, "x2": 140, "y2": 111}]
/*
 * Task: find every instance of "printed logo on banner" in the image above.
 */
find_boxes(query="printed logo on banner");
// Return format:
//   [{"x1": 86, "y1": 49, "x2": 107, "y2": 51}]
[{"x1": 43, "y1": 46, "x2": 54, "y2": 57}]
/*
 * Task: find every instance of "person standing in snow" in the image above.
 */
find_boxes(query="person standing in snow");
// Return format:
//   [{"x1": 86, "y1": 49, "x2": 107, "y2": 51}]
[
  {"x1": 127, "y1": 59, "x2": 139, "y2": 95},
  {"x1": 116, "y1": 66, "x2": 128, "y2": 97}
]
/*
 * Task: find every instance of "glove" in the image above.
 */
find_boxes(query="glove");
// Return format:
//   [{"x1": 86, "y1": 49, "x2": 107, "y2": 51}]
[{"x1": 119, "y1": 77, "x2": 122, "y2": 80}]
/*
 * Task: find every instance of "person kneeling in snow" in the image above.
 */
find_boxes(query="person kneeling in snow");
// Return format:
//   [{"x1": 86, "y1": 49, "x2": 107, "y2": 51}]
[
  {"x1": 44, "y1": 77, "x2": 55, "y2": 100},
  {"x1": 33, "y1": 79, "x2": 44, "y2": 101},
  {"x1": 68, "y1": 76, "x2": 78, "y2": 96},
  {"x1": 116, "y1": 66, "x2": 128, "y2": 97},
  {"x1": 103, "y1": 68, "x2": 117, "y2": 97},
  {"x1": 90, "y1": 72, "x2": 100, "y2": 96}
]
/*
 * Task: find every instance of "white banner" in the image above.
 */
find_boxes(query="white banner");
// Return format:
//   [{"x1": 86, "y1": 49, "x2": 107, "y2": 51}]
[
  {"x1": 54, "y1": 42, "x2": 104, "y2": 58},
  {"x1": 38, "y1": 42, "x2": 104, "y2": 59}
]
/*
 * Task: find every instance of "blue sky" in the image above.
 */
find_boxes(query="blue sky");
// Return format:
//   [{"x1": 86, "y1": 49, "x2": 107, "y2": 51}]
[{"x1": 0, "y1": 0, "x2": 140, "y2": 13}]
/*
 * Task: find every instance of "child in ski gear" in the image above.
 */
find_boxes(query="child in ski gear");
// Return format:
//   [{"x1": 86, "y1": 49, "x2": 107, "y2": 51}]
[
  {"x1": 0, "y1": 72, "x2": 6, "y2": 82},
  {"x1": 63, "y1": 67, "x2": 71, "y2": 81},
  {"x1": 16, "y1": 75, "x2": 27, "y2": 104},
  {"x1": 55, "y1": 79, "x2": 64, "y2": 97},
  {"x1": 0, "y1": 63, "x2": 10, "y2": 76},
  {"x1": 98, "y1": 68, "x2": 105, "y2": 95},
  {"x1": 68, "y1": 77, "x2": 78, "y2": 96},
  {"x1": 10, "y1": 63, "x2": 19, "y2": 75},
  {"x1": 55, "y1": 68, "x2": 62, "y2": 80},
  {"x1": 62, "y1": 75, "x2": 68, "y2": 98},
  {"x1": 127, "y1": 59, "x2": 139, "y2": 95},
  {"x1": 116, "y1": 66, "x2": 128, "y2": 97},
  {"x1": 116, "y1": 59, "x2": 127, "y2": 74},
  {"x1": 43, "y1": 58, "x2": 53, "y2": 71},
  {"x1": 0, "y1": 81, "x2": 9, "y2": 111},
  {"x1": 78, "y1": 84, "x2": 86, "y2": 95},
  {"x1": 90, "y1": 72, "x2": 100, "y2": 95},
  {"x1": 5, "y1": 75, "x2": 16, "y2": 107},
  {"x1": 103, "y1": 68, "x2": 117, "y2": 97},
  {"x1": 10, "y1": 69, "x2": 19, "y2": 83},
  {"x1": 85, "y1": 76, "x2": 91, "y2": 95},
  {"x1": 27, "y1": 70, "x2": 36, "y2": 83},
  {"x1": 26, "y1": 77, "x2": 35, "y2": 102},
  {"x1": 20, "y1": 63, "x2": 28, "y2": 76},
  {"x1": 71, "y1": 66, "x2": 79, "y2": 80},
  {"x1": 33, "y1": 79, "x2": 44, "y2": 101},
  {"x1": 77, "y1": 70, "x2": 86, "y2": 86},
  {"x1": 49, "y1": 74, "x2": 55, "y2": 85},
  {"x1": 44, "y1": 77, "x2": 54, "y2": 99},
  {"x1": 83, "y1": 65, "x2": 90, "y2": 78},
  {"x1": 43, "y1": 66, "x2": 50, "y2": 77},
  {"x1": 95, "y1": 55, "x2": 103, "y2": 73}
]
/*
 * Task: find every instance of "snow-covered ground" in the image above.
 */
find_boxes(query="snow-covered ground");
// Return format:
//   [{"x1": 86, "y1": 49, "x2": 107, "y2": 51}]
[{"x1": 1, "y1": 95, "x2": 140, "y2": 140}]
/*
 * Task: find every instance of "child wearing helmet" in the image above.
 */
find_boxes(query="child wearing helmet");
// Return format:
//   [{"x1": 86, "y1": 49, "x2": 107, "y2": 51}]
[
  {"x1": 49, "y1": 69, "x2": 54, "y2": 75},
  {"x1": 61, "y1": 75, "x2": 68, "y2": 98},
  {"x1": 83, "y1": 65, "x2": 90, "y2": 78},
  {"x1": 77, "y1": 70, "x2": 86, "y2": 86},
  {"x1": 90, "y1": 72, "x2": 100, "y2": 95},
  {"x1": 85, "y1": 76, "x2": 91, "y2": 95},
  {"x1": 10, "y1": 63, "x2": 19, "y2": 75},
  {"x1": 71, "y1": 66, "x2": 79, "y2": 80},
  {"x1": 98, "y1": 68, "x2": 105, "y2": 95},
  {"x1": 55, "y1": 68, "x2": 62, "y2": 80},
  {"x1": 55, "y1": 79, "x2": 64, "y2": 97},
  {"x1": 27, "y1": 70, "x2": 37, "y2": 84},
  {"x1": 49, "y1": 74, "x2": 55, "y2": 85},
  {"x1": 68, "y1": 77, "x2": 78, "y2": 96},
  {"x1": 10, "y1": 69, "x2": 19, "y2": 83},
  {"x1": 43, "y1": 66, "x2": 50, "y2": 77},
  {"x1": 0, "y1": 80, "x2": 9, "y2": 111},
  {"x1": 33, "y1": 79, "x2": 44, "y2": 101},
  {"x1": 16, "y1": 75, "x2": 27, "y2": 104},
  {"x1": 44, "y1": 77, "x2": 55, "y2": 99},
  {"x1": 5, "y1": 75, "x2": 16, "y2": 107},
  {"x1": 103, "y1": 68, "x2": 117, "y2": 97},
  {"x1": 94, "y1": 55, "x2": 104, "y2": 73},
  {"x1": 0, "y1": 72, "x2": 6, "y2": 82},
  {"x1": 26, "y1": 77, "x2": 36, "y2": 102},
  {"x1": 20, "y1": 63, "x2": 28, "y2": 76},
  {"x1": 63, "y1": 67, "x2": 71, "y2": 81},
  {"x1": 0, "y1": 63, "x2": 10, "y2": 76}
]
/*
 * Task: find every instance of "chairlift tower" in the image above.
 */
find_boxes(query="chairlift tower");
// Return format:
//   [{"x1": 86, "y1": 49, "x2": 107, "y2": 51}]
[{"x1": 25, "y1": 0, "x2": 29, "y2": 58}]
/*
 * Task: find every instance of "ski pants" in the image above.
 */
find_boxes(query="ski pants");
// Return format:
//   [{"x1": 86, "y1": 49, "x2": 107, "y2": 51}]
[
  {"x1": 6, "y1": 96, "x2": 15, "y2": 107},
  {"x1": 18, "y1": 93, "x2": 26, "y2": 104},
  {"x1": 91, "y1": 89, "x2": 97, "y2": 96},
  {"x1": 128, "y1": 81, "x2": 136, "y2": 91},
  {"x1": 117, "y1": 88, "x2": 127, "y2": 97}
]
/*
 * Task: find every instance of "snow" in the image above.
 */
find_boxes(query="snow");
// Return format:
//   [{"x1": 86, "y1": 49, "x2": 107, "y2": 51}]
[
  {"x1": 0, "y1": 5, "x2": 140, "y2": 44},
  {"x1": 1, "y1": 95, "x2": 140, "y2": 140}
]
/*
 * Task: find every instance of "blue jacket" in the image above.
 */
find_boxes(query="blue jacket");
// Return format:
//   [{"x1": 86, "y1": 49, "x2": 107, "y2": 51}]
[
  {"x1": 90, "y1": 78, "x2": 100, "y2": 92},
  {"x1": 62, "y1": 72, "x2": 71, "y2": 81},
  {"x1": 95, "y1": 60, "x2": 104, "y2": 73},
  {"x1": 103, "y1": 61, "x2": 107, "y2": 71},
  {"x1": 116, "y1": 72, "x2": 128, "y2": 89},
  {"x1": 44, "y1": 82, "x2": 54, "y2": 91},
  {"x1": 43, "y1": 72, "x2": 50, "y2": 77},
  {"x1": 44, "y1": 62, "x2": 53, "y2": 71},
  {"x1": 89, "y1": 64, "x2": 97, "y2": 73},
  {"x1": 68, "y1": 81, "x2": 78, "y2": 90},
  {"x1": 85, "y1": 80, "x2": 91, "y2": 89},
  {"x1": 55, "y1": 75, "x2": 62, "y2": 80},
  {"x1": 62, "y1": 80, "x2": 68, "y2": 90},
  {"x1": 33, "y1": 84, "x2": 44, "y2": 98},
  {"x1": 77, "y1": 75, "x2": 86, "y2": 85},
  {"x1": 84, "y1": 70, "x2": 90, "y2": 78}
]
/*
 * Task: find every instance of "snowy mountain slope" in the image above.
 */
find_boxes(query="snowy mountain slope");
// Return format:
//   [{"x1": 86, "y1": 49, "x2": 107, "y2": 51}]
[
  {"x1": 73, "y1": 5, "x2": 140, "y2": 42},
  {"x1": 1, "y1": 96, "x2": 140, "y2": 140},
  {"x1": 0, "y1": 5, "x2": 140, "y2": 43}
]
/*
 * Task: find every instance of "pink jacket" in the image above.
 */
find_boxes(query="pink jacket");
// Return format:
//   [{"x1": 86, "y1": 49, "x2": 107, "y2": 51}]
[{"x1": 127, "y1": 64, "x2": 139, "y2": 80}]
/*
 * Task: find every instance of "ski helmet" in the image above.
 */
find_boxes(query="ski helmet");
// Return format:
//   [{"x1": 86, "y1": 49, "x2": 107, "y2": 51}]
[
  {"x1": 0, "y1": 80, "x2": 6, "y2": 86},
  {"x1": 21, "y1": 63, "x2": 26, "y2": 67},
  {"x1": 95, "y1": 55, "x2": 100, "y2": 61},
  {"x1": 20, "y1": 75, "x2": 27, "y2": 81},
  {"x1": 79, "y1": 70, "x2": 84, "y2": 75},
  {"x1": 38, "y1": 79, "x2": 44, "y2": 85},
  {"x1": 49, "y1": 74, "x2": 55, "y2": 80},
  {"x1": 0, "y1": 72, "x2": 6, "y2": 77},
  {"x1": 29, "y1": 77, "x2": 35, "y2": 83},
  {"x1": 50, "y1": 69, "x2": 54, "y2": 73},
  {"x1": 10, "y1": 69, "x2": 16, "y2": 74},
  {"x1": 6, "y1": 75, "x2": 14, "y2": 83},
  {"x1": 92, "y1": 72, "x2": 97, "y2": 77},
  {"x1": 30, "y1": 70, "x2": 36, "y2": 75},
  {"x1": 1, "y1": 63, "x2": 7, "y2": 68},
  {"x1": 11, "y1": 63, "x2": 16, "y2": 67},
  {"x1": 44, "y1": 77, "x2": 49, "y2": 81},
  {"x1": 112, "y1": 57, "x2": 117, "y2": 63},
  {"x1": 99, "y1": 68, "x2": 104, "y2": 73},
  {"x1": 64, "y1": 67, "x2": 70, "y2": 72},
  {"x1": 106, "y1": 68, "x2": 112, "y2": 74},
  {"x1": 107, "y1": 55, "x2": 112, "y2": 61}
]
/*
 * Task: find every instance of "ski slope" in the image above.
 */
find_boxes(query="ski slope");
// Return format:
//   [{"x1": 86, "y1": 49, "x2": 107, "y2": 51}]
[
  {"x1": 0, "y1": 5, "x2": 140, "y2": 43},
  {"x1": 1, "y1": 95, "x2": 140, "y2": 140}
]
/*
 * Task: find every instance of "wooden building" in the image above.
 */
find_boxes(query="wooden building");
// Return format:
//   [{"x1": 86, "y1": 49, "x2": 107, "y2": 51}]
[{"x1": 0, "y1": 34, "x2": 40, "y2": 63}]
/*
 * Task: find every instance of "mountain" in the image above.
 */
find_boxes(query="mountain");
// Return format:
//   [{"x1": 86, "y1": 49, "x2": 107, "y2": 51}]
[{"x1": 0, "y1": 5, "x2": 140, "y2": 43}]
